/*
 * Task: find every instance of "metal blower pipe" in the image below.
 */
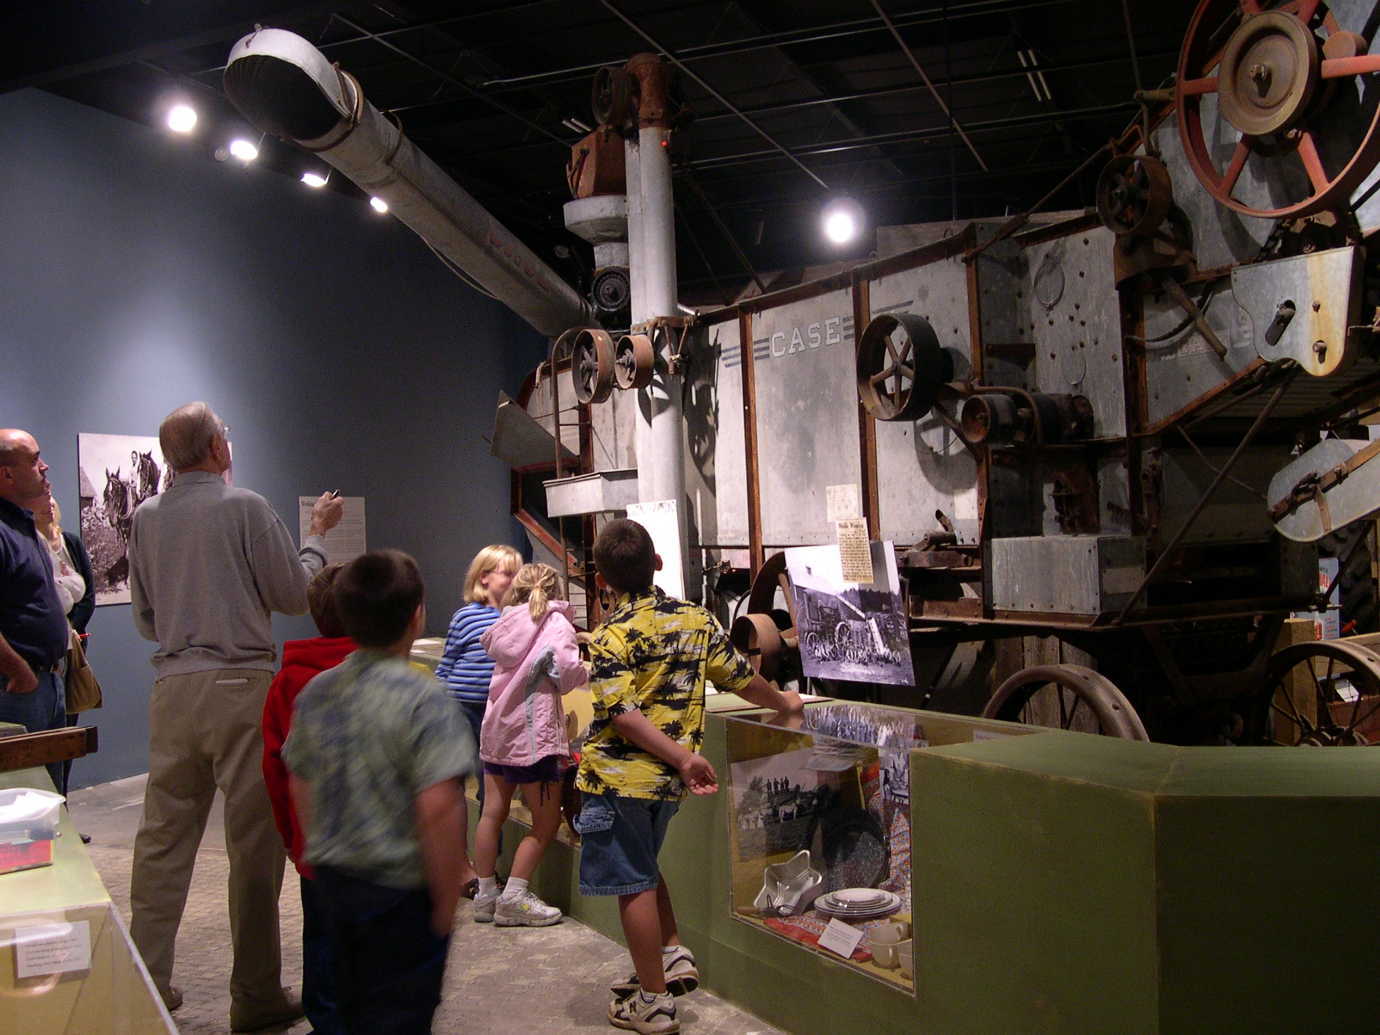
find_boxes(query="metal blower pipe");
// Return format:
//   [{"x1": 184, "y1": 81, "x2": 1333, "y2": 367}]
[{"x1": 224, "y1": 28, "x2": 590, "y2": 337}]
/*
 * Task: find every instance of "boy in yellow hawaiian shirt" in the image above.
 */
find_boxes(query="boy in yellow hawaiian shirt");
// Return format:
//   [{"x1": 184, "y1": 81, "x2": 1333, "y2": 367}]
[{"x1": 577, "y1": 519, "x2": 802, "y2": 1034}]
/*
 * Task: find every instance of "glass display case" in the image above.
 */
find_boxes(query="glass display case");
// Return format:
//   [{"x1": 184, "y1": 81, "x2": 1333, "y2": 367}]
[{"x1": 724, "y1": 702, "x2": 1032, "y2": 993}]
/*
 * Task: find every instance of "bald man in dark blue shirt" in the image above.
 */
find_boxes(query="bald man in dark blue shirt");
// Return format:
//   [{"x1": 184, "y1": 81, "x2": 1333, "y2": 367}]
[{"x1": 0, "y1": 429, "x2": 70, "y2": 792}]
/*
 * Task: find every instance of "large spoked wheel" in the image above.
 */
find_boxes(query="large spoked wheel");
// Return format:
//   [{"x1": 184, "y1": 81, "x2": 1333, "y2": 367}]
[
  {"x1": 571, "y1": 328, "x2": 615, "y2": 404},
  {"x1": 1258, "y1": 640, "x2": 1380, "y2": 745},
  {"x1": 856, "y1": 312, "x2": 952, "y2": 422},
  {"x1": 1176, "y1": 0, "x2": 1380, "y2": 219},
  {"x1": 981, "y1": 664, "x2": 1151, "y2": 740}
]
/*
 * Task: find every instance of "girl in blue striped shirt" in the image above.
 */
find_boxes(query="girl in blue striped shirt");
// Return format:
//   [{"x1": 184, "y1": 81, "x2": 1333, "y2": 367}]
[{"x1": 436, "y1": 543, "x2": 521, "y2": 887}]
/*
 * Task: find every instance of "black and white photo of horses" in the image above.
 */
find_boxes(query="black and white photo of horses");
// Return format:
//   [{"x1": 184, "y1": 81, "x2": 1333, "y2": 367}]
[
  {"x1": 78, "y1": 433, "x2": 167, "y2": 605},
  {"x1": 729, "y1": 748, "x2": 835, "y2": 861},
  {"x1": 785, "y1": 541, "x2": 916, "y2": 686}
]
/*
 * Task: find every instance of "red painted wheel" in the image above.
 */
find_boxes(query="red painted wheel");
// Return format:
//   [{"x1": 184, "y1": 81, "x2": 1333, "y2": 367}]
[{"x1": 1176, "y1": 0, "x2": 1380, "y2": 218}]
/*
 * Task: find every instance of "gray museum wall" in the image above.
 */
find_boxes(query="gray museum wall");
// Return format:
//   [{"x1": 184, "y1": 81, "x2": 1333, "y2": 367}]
[{"x1": 0, "y1": 88, "x2": 547, "y2": 787}]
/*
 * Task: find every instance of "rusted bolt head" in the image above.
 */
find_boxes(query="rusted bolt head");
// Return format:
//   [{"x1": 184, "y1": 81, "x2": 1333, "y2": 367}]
[
  {"x1": 1312, "y1": 301, "x2": 1321, "y2": 312},
  {"x1": 1313, "y1": 340, "x2": 1327, "y2": 359},
  {"x1": 1249, "y1": 63, "x2": 1272, "y2": 93}
]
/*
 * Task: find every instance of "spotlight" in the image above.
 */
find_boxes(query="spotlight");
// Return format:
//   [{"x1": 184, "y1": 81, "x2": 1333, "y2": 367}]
[
  {"x1": 369, "y1": 196, "x2": 389, "y2": 214},
  {"x1": 228, "y1": 138, "x2": 259, "y2": 163},
  {"x1": 301, "y1": 171, "x2": 329, "y2": 189},
  {"x1": 821, "y1": 197, "x2": 864, "y2": 246},
  {"x1": 166, "y1": 104, "x2": 197, "y2": 134}
]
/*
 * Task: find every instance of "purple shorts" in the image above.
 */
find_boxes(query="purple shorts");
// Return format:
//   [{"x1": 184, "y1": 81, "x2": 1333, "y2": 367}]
[{"x1": 482, "y1": 754, "x2": 567, "y2": 785}]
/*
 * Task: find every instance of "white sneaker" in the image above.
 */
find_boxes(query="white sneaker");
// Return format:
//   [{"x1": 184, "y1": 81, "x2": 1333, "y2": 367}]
[
  {"x1": 473, "y1": 886, "x2": 499, "y2": 923},
  {"x1": 609, "y1": 946, "x2": 699, "y2": 1002},
  {"x1": 608, "y1": 990, "x2": 679, "y2": 1034},
  {"x1": 494, "y1": 889, "x2": 562, "y2": 927}
]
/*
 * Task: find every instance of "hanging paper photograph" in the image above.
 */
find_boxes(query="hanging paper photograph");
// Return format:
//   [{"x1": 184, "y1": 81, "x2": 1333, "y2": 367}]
[
  {"x1": 784, "y1": 540, "x2": 914, "y2": 685},
  {"x1": 78, "y1": 433, "x2": 170, "y2": 605}
]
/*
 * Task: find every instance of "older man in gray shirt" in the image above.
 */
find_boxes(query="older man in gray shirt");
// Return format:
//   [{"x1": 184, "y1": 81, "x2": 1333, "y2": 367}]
[{"x1": 128, "y1": 401, "x2": 343, "y2": 1032}]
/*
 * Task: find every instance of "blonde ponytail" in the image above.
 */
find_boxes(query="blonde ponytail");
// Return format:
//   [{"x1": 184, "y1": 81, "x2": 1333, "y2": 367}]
[{"x1": 506, "y1": 562, "x2": 565, "y2": 619}]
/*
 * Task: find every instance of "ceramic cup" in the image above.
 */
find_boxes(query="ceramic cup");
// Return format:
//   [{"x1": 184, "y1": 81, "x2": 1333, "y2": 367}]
[
  {"x1": 897, "y1": 939, "x2": 914, "y2": 977},
  {"x1": 872, "y1": 941, "x2": 900, "y2": 969},
  {"x1": 867, "y1": 920, "x2": 910, "y2": 944}
]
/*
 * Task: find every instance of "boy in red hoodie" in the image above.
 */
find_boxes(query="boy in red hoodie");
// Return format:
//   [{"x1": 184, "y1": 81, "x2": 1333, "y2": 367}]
[{"x1": 262, "y1": 563, "x2": 351, "y2": 1035}]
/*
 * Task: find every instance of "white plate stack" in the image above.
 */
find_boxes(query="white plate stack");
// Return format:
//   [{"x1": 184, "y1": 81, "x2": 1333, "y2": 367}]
[{"x1": 813, "y1": 888, "x2": 901, "y2": 920}]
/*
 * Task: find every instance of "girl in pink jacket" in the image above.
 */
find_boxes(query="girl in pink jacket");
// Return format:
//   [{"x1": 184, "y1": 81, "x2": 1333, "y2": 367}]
[{"x1": 472, "y1": 563, "x2": 588, "y2": 926}]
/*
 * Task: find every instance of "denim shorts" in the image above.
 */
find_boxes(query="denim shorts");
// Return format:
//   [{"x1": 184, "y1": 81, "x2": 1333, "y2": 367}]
[{"x1": 575, "y1": 792, "x2": 680, "y2": 896}]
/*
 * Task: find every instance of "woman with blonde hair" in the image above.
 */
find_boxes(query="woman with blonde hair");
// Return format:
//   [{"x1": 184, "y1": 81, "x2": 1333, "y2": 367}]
[
  {"x1": 472, "y1": 563, "x2": 587, "y2": 925},
  {"x1": 33, "y1": 492, "x2": 95, "y2": 797},
  {"x1": 436, "y1": 543, "x2": 522, "y2": 887}
]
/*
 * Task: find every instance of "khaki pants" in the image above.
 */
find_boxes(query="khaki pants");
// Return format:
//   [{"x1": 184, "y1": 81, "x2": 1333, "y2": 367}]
[{"x1": 130, "y1": 669, "x2": 286, "y2": 1011}]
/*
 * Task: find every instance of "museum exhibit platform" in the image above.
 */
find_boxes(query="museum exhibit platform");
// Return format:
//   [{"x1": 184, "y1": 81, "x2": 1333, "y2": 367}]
[
  {"x1": 493, "y1": 696, "x2": 1380, "y2": 1034},
  {"x1": 0, "y1": 760, "x2": 173, "y2": 1034}
]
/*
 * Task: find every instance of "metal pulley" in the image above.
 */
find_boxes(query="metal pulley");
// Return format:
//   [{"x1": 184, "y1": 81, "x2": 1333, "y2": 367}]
[
  {"x1": 591, "y1": 267, "x2": 631, "y2": 317},
  {"x1": 959, "y1": 391, "x2": 1094, "y2": 446},
  {"x1": 570, "y1": 327, "x2": 615, "y2": 404},
  {"x1": 614, "y1": 333, "x2": 654, "y2": 390},
  {"x1": 591, "y1": 65, "x2": 635, "y2": 131},
  {"x1": 1175, "y1": 0, "x2": 1380, "y2": 218},
  {"x1": 1095, "y1": 154, "x2": 1173, "y2": 238},
  {"x1": 855, "y1": 312, "x2": 953, "y2": 422}
]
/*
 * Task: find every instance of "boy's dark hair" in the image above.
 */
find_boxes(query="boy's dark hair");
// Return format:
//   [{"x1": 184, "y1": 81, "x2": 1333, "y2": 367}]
[
  {"x1": 307, "y1": 563, "x2": 347, "y2": 638},
  {"x1": 593, "y1": 518, "x2": 655, "y2": 594},
  {"x1": 335, "y1": 549, "x2": 425, "y2": 647}
]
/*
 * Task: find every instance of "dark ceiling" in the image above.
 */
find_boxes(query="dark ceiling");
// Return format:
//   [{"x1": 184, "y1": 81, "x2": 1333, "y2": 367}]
[{"x1": 8, "y1": 1, "x2": 1200, "y2": 306}]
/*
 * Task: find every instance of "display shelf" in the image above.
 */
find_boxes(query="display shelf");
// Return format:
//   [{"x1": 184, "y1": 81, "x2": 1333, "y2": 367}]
[
  {"x1": 723, "y1": 702, "x2": 1035, "y2": 994},
  {"x1": 0, "y1": 767, "x2": 172, "y2": 1033}
]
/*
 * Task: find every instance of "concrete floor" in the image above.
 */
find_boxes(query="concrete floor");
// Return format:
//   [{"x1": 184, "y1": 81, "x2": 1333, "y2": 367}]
[{"x1": 68, "y1": 776, "x2": 782, "y2": 1035}]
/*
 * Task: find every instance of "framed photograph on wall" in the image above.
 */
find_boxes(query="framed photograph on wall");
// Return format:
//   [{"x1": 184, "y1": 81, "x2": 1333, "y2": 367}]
[{"x1": 78, "y1": 433, "x2": 170, "y2": 605}]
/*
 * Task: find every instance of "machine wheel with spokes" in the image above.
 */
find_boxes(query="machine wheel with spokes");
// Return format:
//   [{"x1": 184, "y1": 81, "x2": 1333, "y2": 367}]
[
  {"x1": 1176, "y1": 0, "x2": 1380, "y2": 219},
  {"x1": 856, "y1": 312, "x2": 952, "y2": 422},
  {"x1": 1255, "y1": 640, "x2": 1380, "y2": 745},
  {"x1": 570, "y1": 327, "x2": 615, "y2": 404},
  {"x1": 981, "y1": 663, "x2": 1151, "y2": 740}
]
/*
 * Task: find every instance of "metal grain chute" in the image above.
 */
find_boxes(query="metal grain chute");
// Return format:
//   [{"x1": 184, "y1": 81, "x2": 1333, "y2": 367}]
[{"x1": 223, "y1": 28, "x2": 590, "y2": 336}]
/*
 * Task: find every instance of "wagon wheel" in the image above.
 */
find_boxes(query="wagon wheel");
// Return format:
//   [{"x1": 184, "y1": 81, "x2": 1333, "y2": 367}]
[
  {"x1": 1175, "y1": 0, "x2": 1380, "y2": 219},
  {"x1": 1095, "y1": 154, "x2": 1173, "y2": 237},
  {"x1": 570, "y1": 327, "x2": 615, "y2": 404},
  {"x1": 1257, "y1": 640, "x2": 1380, "y2": 745},
  {"x1": 614, "y1": 333, "x2": 655, "y2": 390},
  {"x1": 856, "y1": 312, "x2": 953, "y2": 422},
  {"x1": 981, "y1": 664, "x2": 1151, "y2": 740}
]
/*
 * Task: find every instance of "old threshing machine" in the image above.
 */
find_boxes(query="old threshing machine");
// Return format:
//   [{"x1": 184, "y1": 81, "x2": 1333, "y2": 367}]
[
  {"x1": 226, "y1": 3, "x2": 1380, "y2": 746},
  {"x1": 527, "y1": 0, "x2": 1380, "y2": 747}
]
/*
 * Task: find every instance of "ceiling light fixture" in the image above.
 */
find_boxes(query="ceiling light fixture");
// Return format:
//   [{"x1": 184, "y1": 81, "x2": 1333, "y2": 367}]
[
  {"x1": 228, "y1": 137, "x2": 259, "y2": 163},
  {"x1": 821, "y1": 198, "x2": 864, "y2": 246},
  {"x1": 301, "y1": 171, "x2": 329, "y2": 188},
  {"x1": 166, "y1": 104, "x2": 198, "y2": 133},
  {"x1": 369, "y1": 196, "x2": 389, "y2": 214}
]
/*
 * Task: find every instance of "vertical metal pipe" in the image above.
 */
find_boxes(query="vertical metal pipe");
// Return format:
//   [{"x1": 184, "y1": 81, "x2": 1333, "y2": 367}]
[
  {"x1": 632, "y1": 124, "x2": 688, "y2": 557},
  {"x1": 625, "y1": 137, "x2": 647, "y2": 323}
]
